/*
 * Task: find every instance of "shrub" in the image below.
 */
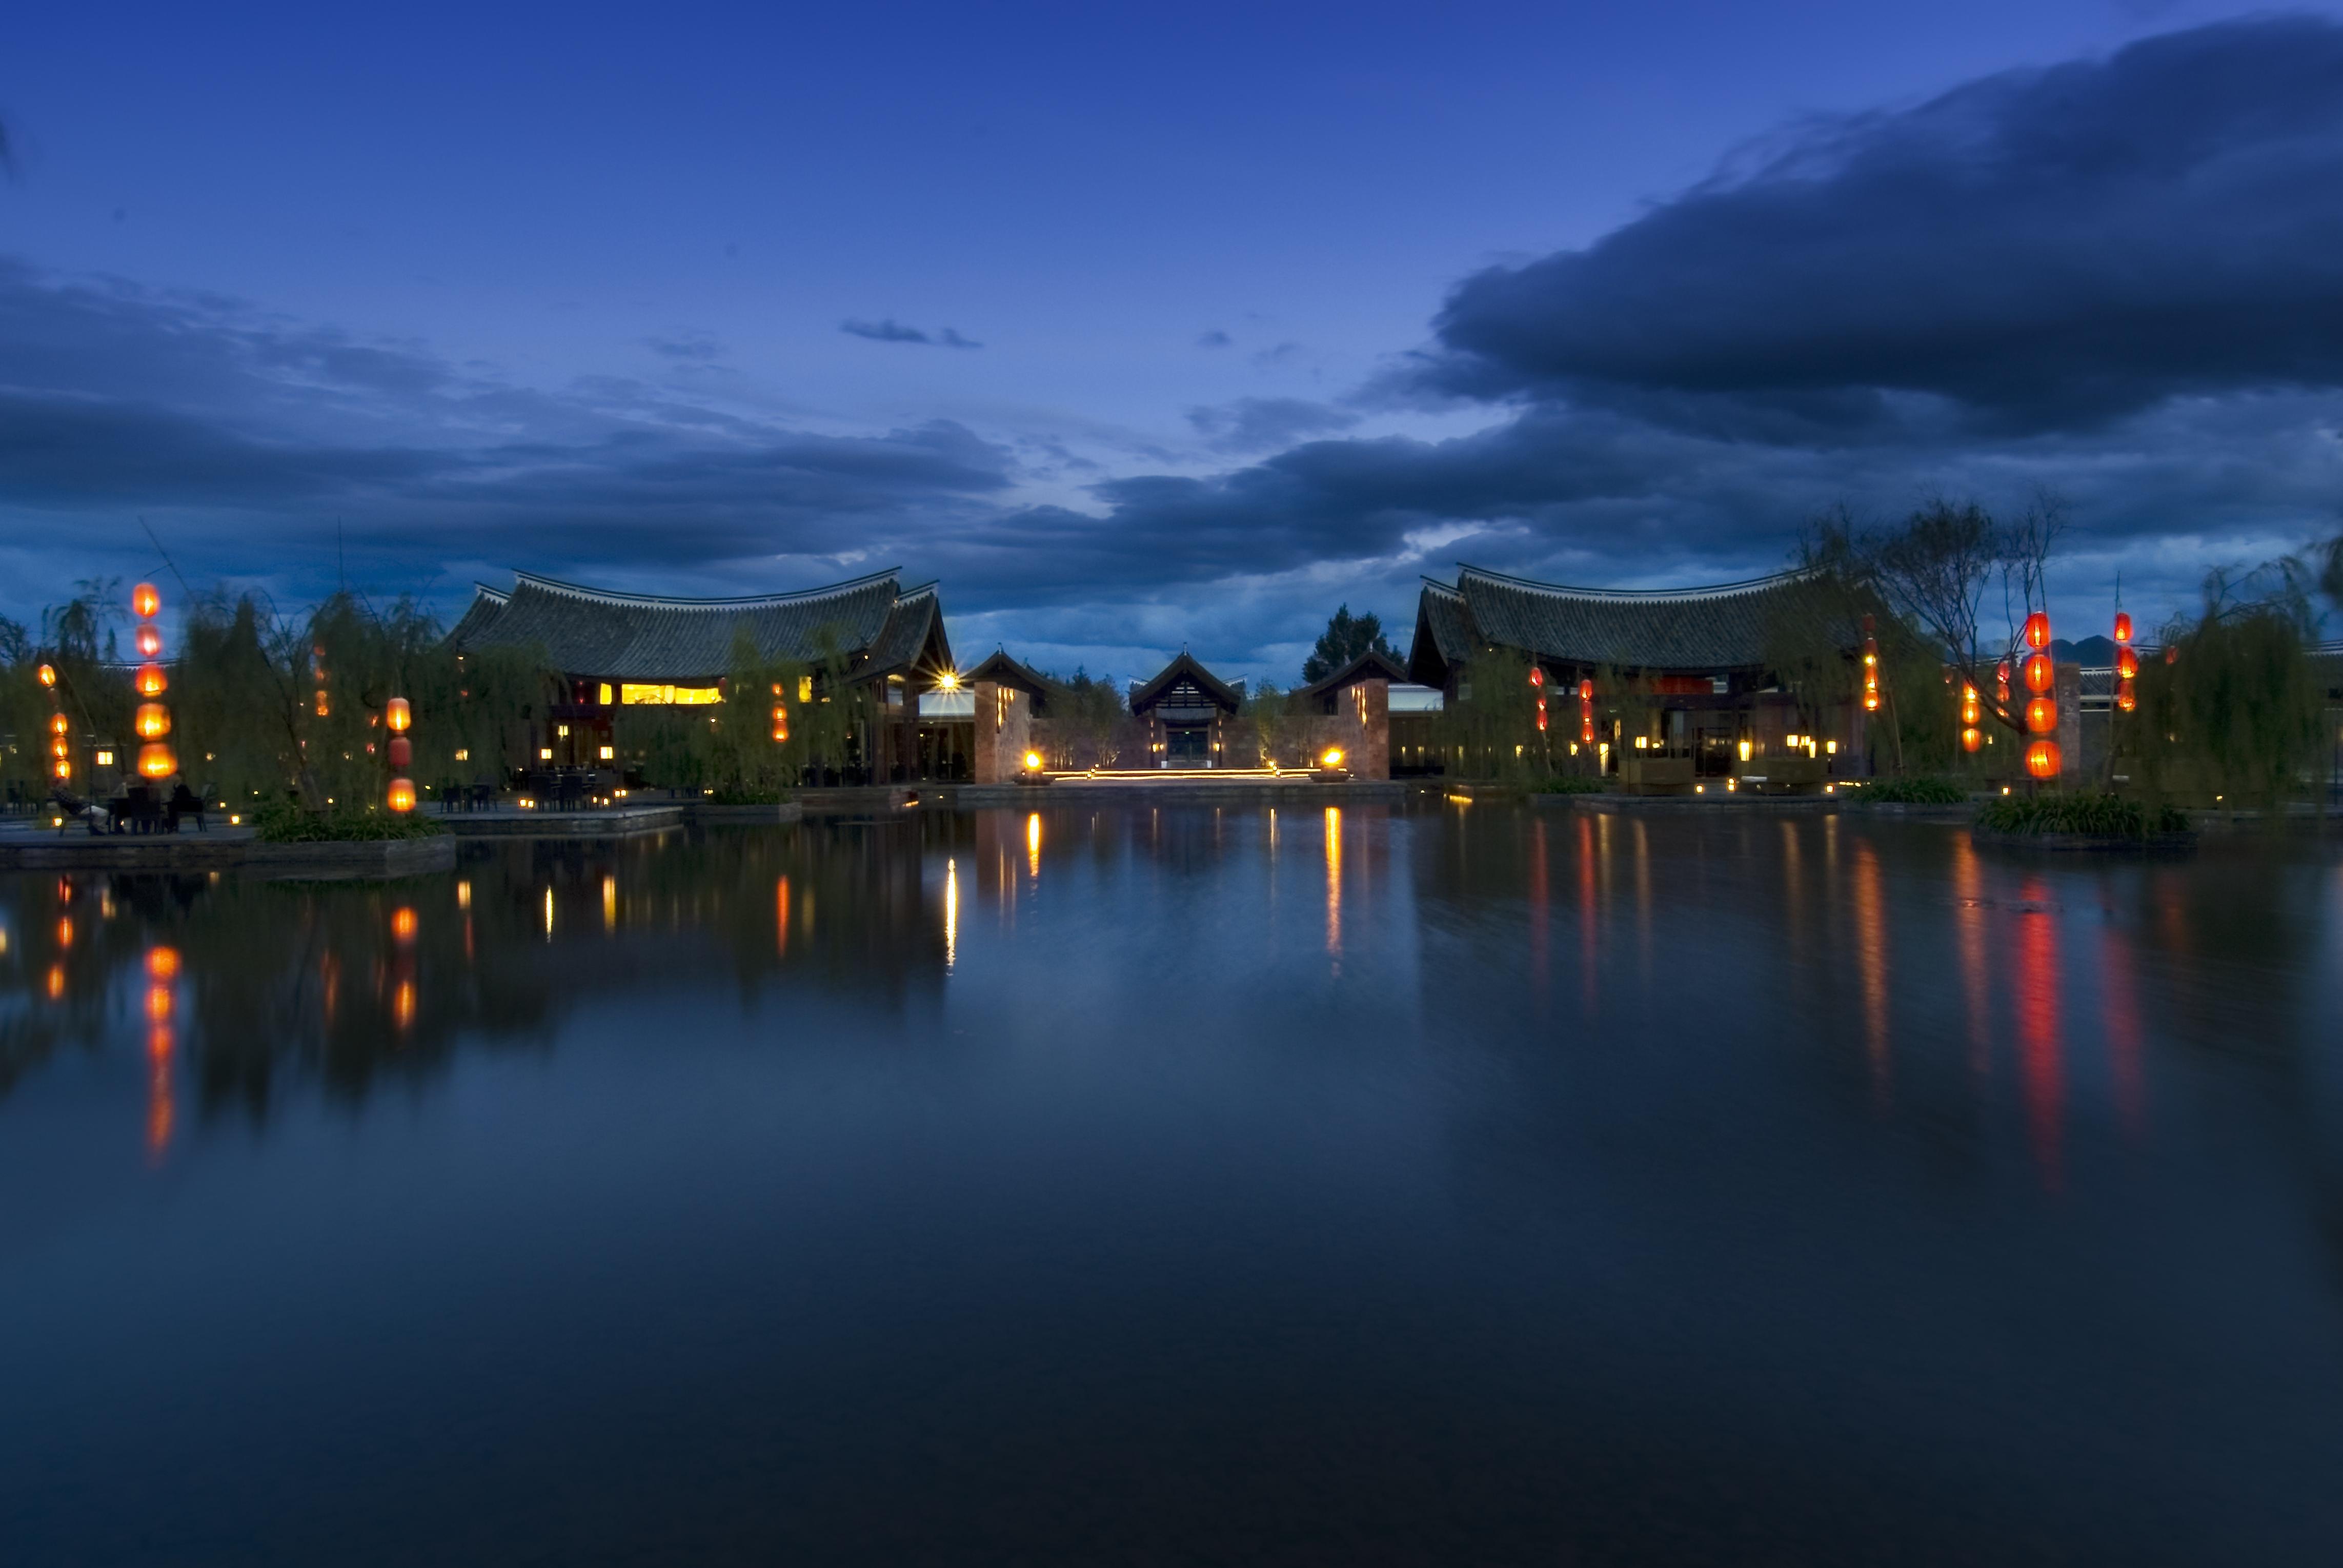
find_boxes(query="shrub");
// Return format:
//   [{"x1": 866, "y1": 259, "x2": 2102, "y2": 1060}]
[
  {"x1": 252, "y1": 799, "x2": 449, "y2": 843},
  {"x1": 1861, "y1": 776, "x2": 1968, "y2": 805},
  {"x1": 1974, "y1": 792, "x2": 2191, "y2": 838}
]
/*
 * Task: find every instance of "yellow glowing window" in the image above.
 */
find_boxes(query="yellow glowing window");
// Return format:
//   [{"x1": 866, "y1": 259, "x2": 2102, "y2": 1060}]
[
  {"x1": 95, "y1": 750, "x2": 115, "y2": 766},
  {"x1": 597, "y1": 682, "x2": 613, "y2": 705},
  {"x1": 620, "y1": 683, "x2": 722, "y2": 705},
  {"x1": 797, "y1": 676, "x2": 814, "y2": 703}
]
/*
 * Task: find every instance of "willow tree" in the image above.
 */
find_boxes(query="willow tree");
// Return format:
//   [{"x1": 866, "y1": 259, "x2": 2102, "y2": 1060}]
[{"x1": 2124, "y1": 562, "x2": 2325, "y2": 811}]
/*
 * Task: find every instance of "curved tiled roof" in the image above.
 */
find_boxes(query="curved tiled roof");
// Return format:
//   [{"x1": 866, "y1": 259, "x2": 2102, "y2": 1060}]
[
  {"x1": 1300, "y1": 648, "x2": 1408, "y2": 701},
  {"x1": 448, "y1": 568, "x2": 941, "y2": 682},
  {"x1": 1128, "y1": 651, "x2": 1243, "y2": 715},
  {"x1": 1412, "y1": 564, "x2": 1826, "y2": 680}
]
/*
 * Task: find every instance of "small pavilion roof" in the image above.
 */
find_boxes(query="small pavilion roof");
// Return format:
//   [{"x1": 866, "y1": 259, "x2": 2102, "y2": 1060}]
[
  {"x1": 1128, "y1": 651, "x2": 1243, "y2": 716},
  {"x1": 962, "y1": 649, "x2": 1057, "y2": 698},
  {"x1": 1300, "y1": 647, "x2": 1408, "y2": 702},
  {"x1": 447, "y1": 568, "x2": 947, "y2": 684}
]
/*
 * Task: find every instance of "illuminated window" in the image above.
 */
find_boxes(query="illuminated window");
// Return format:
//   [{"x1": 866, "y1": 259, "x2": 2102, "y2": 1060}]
[
  {"x1": 539, "y1": 747, "x2": 553, "y2": 761},
  {"x1": 619, "y1": 684, "x2": 721, "y2": 705},
  {"x1": 798, "y1": 676, "x2": 814, "y2": 703},
  {"x1": 95, "y1": 750, "x2": 115, "y2": 766},
  {"x1": 598, "y1": 682, "x2": 613, "y2": 705},
  {"x1": 556, "y1": 724, "x2": 570, "y2": 738},
  {"x1": 454, "y1": 748, "x2": 469, "y2": 762},
  {"x1": 598, "y1": 745, "x2": 615, "y2": 760}
]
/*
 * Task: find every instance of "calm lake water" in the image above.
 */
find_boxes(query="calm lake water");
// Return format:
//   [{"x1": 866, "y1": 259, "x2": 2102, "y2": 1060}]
[{"x1": 3, "y1": 804, "x2": 2341, "y2": 1565}]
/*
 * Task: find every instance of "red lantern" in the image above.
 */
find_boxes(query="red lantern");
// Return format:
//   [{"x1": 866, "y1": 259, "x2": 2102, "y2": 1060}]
[
  {"x1": 135, "y1": 624, "x2": 163, "y2": 659},
  {"x1": 134, "y1": 702, "x2": 171, "y2": 739},
  {"x1": 1962, "y1": 726, "x2": 1983, "y2": 753},
  {"x1": 2116, "y1": 683, "x2": 2137, "y2": 714},
  {"x1": 37, "y1": 661, "x2": 56, "y2": 687},
  {"x1": 48, "y1": 712, "x2": 68, "y2": 736},
  {"x1": 2023, "y1": 653, "x2": 2054, "y2": 694},
  {"x1": 1863, "y1": 690, "x2": 1880, "y2": 712},
  {"x1": 2113, "y1": 611, "x2": 2132, "y2": 645},
  {"x1": 1528, "y1": 666, "x2": 1543, "y2": 687},
  {"x1": 2025, "y1": 739, "x2": 2061, "y2": 779},
  {"x1": 2164, "y1": 644, "x2": 2178, "y2": 666},
  {"x1": 1577, "y1": 679, "x2": 1593, "y2": 701},
  {"x1": 1960, "y1": 685, "x2": 1980, "y2": 726},
  {"x1": 136, "y1": 743, "x2": 176, "y2": 779},
  {"x1": 2023, "y1": 612, "x2": 2051, "y2": 649},
  {"x1": 1580, "y1": 721, "x2": 1594, "y2": 745},
  {"x1": 388, "y1": 736, "x2": 412, "y2": 769},
  {"x1": 2115, "y1": 646, "x2": 2138, "y2": 680},
  {"x1": 2026, "y1": 697, "x2": 2057, "y2": 734},
  {"x1": 132, "y1": 583, "x2": 160, "y2": 619},
  {"x1": 387, "y1": 777, "x2": 416, "y2": 813},
  {"x1": 136, "y1": 664, "x2": 167, "y2": 698},
  {"x1": 386, "y1": 697, "x2": 412, "y2": 734}
]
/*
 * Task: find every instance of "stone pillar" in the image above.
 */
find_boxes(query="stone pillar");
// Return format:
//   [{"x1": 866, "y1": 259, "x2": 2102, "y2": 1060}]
[
  {"x1": 1352, "y1": 679, "x2": 1390, "y2": 779},
  {"x1": 2054, "y1": 662, "x2": 2083, "y2": 786},
  {"x1": 970, "y1": 681, "x2": 1033, "y2": 783}
]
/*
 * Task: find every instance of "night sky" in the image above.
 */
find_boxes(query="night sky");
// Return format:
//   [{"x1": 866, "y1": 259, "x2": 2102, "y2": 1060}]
[{"x1": 5, "y1": 2, "x2": 2341, "y2": 685}]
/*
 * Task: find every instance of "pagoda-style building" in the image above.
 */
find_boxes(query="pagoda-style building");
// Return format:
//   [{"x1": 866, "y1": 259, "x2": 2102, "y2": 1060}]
[
  {"x1": 1411, "y1": 564, "x2": 1860, "y2": 783},
  {"x1": 449, "y1": 568, "x2": 951, "y2": 781},
  {"x1": 1127, "y1": 653, "x2": 1244, "y2": 767}
]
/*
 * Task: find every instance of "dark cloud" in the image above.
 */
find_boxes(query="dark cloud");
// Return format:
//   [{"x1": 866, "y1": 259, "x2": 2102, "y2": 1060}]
[
  {"x1": 1422, "y1": 17, "x2": 2343, "y2": 435},
  {"x1": 1196, "y1": 330, "x2": 1233, "y2": 349},
  {"x1": 645, "y1": 332, "x2": 724, "y2": 361},
  {"x1": 1185, "y1": 397, "x2": 1360, "y2": 454},
  {"x1": 840, "y1": 318, "x2": 983, "y2": 349}
]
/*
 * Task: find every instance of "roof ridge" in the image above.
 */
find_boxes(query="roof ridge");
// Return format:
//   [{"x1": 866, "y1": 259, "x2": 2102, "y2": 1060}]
[
  {"x1": 471, "y1": 582, "x2": 512, "y2": 605},
  {"x1": 511, "y1": 566, "x2": 902, "y2": 609},
  {"x1": 1456, "y1": 562, "x2": 1816, "y2": 601}
]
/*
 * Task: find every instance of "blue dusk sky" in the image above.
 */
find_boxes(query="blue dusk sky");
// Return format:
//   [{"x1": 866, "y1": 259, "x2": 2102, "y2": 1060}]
[{"x1": 4, "y1": 2, "x2": 2342, "y2": 685}]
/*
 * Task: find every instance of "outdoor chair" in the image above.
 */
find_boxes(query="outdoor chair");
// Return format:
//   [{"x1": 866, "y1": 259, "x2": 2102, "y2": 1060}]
[{"x1": 168, "y1": 784, "x2": 207, "y2": 832}]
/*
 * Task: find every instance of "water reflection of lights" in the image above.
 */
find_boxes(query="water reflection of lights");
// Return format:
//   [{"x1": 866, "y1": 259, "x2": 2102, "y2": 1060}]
[
  {"x1": 1851, "y1": 840, "x2": 1890, "y2": 1095},
  {"x1": 56, "y1": 915, "x2": 73, "y2": 949},
  {"x1": 456, "y1": 879, "x2": 472, "y2": 910},
  {"x1": 147, "y1": 1019, "x2": 173, "y2": 1162},
  {"x1": 146, "y1": 946, "x2": 180, "y2": 981},
  {"x1": 46, "y1": 963, "x2": 66, "y2": 1001},
  {"x1": 602, "y1": 875, "x2": 618, "y2": 933},
  {"x1": 1027, "y1": 812, "x2": 1042, "y2": 878},
  {"x1": 2014, "y1": 879, "x2": 2064, "y2": 1189},
  {"x1": 1950, "y1": 836, "x2": 1991, "y2": 1079},
  {"x1": 944, "y1": 858, "x2": 959, "y2": 971},
  {"x1": 775, "y1": 875, "x2": 790, "y2": 959},
  {"x1": 145, "y1": 984, "x2": 173, "y2": 1023},
  {"x1": 1324, "y1": 807, "x2": 1341, "y2": 959},
  {"x1": 543, "y1": 886, "x2": 555, "y2": 940},
  {"x1": 392, "y1": 906, "x2": 419, "y2": 943},
  {"x1": 393, "y1": 979, "x2": 417, "y2": 1031}
]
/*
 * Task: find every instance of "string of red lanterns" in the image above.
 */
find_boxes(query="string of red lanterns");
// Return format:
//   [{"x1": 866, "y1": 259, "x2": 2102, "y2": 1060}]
[
  {"x1": 2022, "y1": 607, "x2": 2059, "y2": 779},
  {"x1": 1528, "y1": 664, "x2": 1546, "y2": 733},
  {"x1": 131, "y1": 583, "x2": 176, "y2": 781},
  {"x1": 2113, "y1": 607, "x2": 2137, "y2": 714},
  {"x1": 1861, "y1": 614, "x2": 1880, "y2": 712},
  {"x1": 386, "y1": 696, "x2": 415, "y2": 812},
  {"x1": 1578, "y1": 678, "x2": 1594, "y2": 746}
]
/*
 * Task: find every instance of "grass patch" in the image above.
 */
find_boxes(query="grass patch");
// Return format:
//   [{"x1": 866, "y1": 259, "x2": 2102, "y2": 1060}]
[
  {"x1": 1534, "y1": 775, "x2": 1608, "y2": 795},
  {"x1": 1860, "y1": 776, "x2": 1969, "y2": 805},
  {"x1": 1975, "y1": 793, "x2": 2192, "y2": 838},
  {"x1": 253, "y1": 800, "x2": 450, "y2": 843}
]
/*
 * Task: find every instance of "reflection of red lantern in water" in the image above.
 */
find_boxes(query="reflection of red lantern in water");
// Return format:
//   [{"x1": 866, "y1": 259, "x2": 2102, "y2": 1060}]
[
  {"x1": 2024, "y1": 612, "x2": 2051, "y2": 649},
  {"x1": 2026, "y1": 739, "x2": 2061, "y2": 779}
]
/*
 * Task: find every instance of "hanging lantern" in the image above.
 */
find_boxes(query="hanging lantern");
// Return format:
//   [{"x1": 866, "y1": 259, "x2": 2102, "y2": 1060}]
[
  {"x1": 2164, "y1": 644, "x2": 2178, "y2": 666},
  {"x1": 2113, "y1": 611, "x2": 2133, "y2": 645},
  {"x1": 1528, "y1": 666, "x2": 1543, "y2": 687},
  {"x1": 1962, "y1": 726, "x2": 1983, "y2": 753},
  {"x1": 136, "y1": 664, "x2": 167, "y2": 697},
  {"x1": 135, "y1": 624, "x2": 164, "y2": 659},
  {"x1": 1577, "y1": 679, "x2": 1593, "y2": 701},
  {"x1": 386, "y1": 697, "x2": 412, "y2": 733},
  {"x1": 48, "y1": 712, "x2": 68, "y2": 736},
  {"x1": 53, "y1": 759, "x2": 70, "y2": 780},
  {"x1": 2116, "y1": 683, "x2": 2137, "y2": 714},
  {"x1": 388, "y1": 736, "x2": 412, "y2": 769},
  {"x1": 37, "y1": 662, "x2": 55, "y2": 687},
  {"x1": 137, "y1": 743, "x2": 176, "y2": 779},
  {"x1": 2023, "y1": 653, "x2": 2054, "y2": 694},
  {"x1": 2023, "y1": 611, "x2": 2051, "y2": 649},
  {"x1": 387, "y1": 777, "x2": 416, "y2": 813},
  {"x1": 314, "y1": 690, "x2": 330, "y2": 718},
  {"x1": 132, "y1": 583, "x2": 161, "y2": 619},
  {"x1": 134, "y1": 703, "x2": 171, "y2": 739},
  {"x1": 2025, "y1": 739, "x2": 2061, "y2": 779},
  {"x1": 1960, "y1": 685, "x2": 1980, "y2": 726},
  {"x1": 51, "y1": 737, "x2": 70, "y2": 759},
  {"x1": 2026, "y1": 697, "x2": 2058, "y2": 734},
  {"x1": 2115, "y1": 646, "x2": 2138, "y2": 680},
  {"x1": 1863, "y1": 689, "x2": 1880, "y2": 712},
  {"x1": 1536, "y1": 699, "x2": 1548, "y2": 732},
  {"x1": 1580, "y1": 721, "x2": 1594, "y2": 745}
]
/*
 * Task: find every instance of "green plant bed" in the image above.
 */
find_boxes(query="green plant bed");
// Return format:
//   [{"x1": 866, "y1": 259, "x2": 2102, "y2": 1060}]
[
  {"x1": 704, "y1": 787, "x2": 792, "y2": 806},
  {"x1": 1974, "y1": 792, "x2": 2191, "y2": 839},
  {"x1": 1534, "y1": 775, "x2": 1608, "y2": 795},
  {"x1": 1860, "y1": 776, "x2": 1969, "y2": 805},
  {"x1": 253, "y1": 801, "x2": 451, "y2": 843}
]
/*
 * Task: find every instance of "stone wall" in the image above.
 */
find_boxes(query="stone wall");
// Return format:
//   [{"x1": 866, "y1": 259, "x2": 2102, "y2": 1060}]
[{"x1": 971, "y1": 681, "x2": 1034, "y2": 783}]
